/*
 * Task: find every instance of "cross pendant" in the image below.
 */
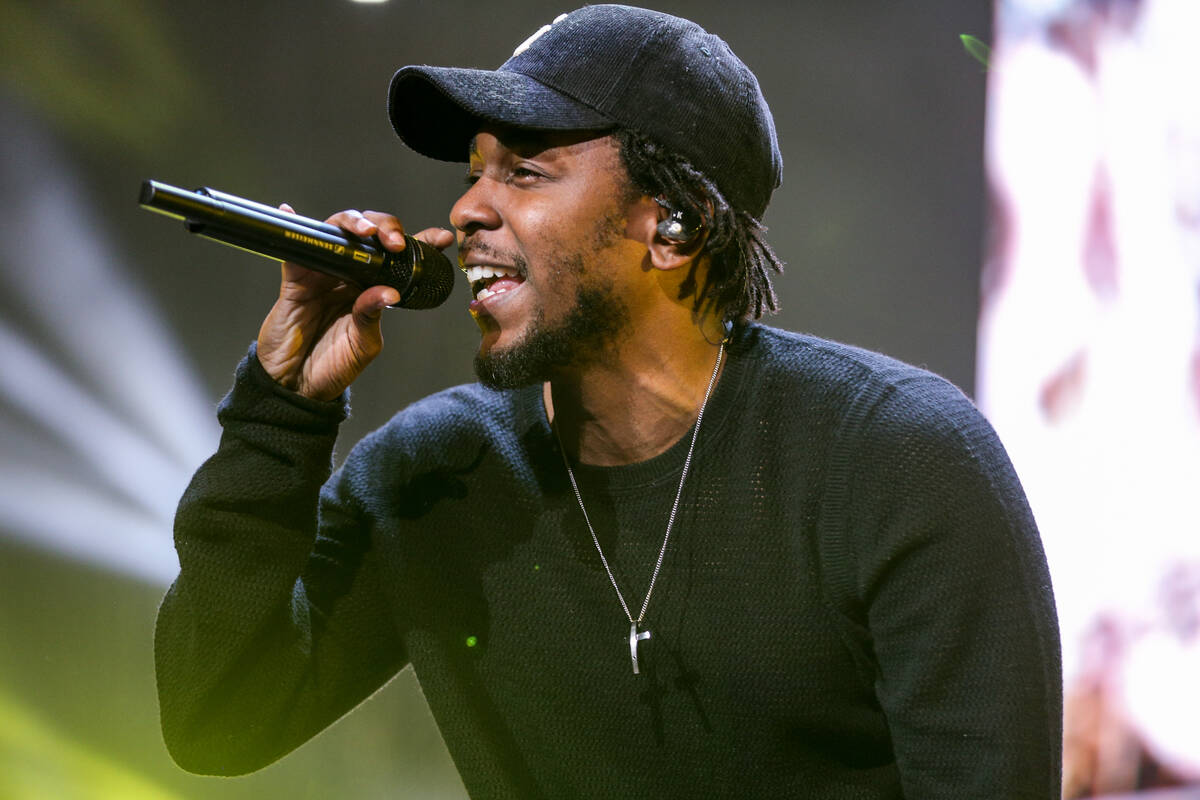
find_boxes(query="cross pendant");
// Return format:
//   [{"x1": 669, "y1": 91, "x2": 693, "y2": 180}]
[{"x1": 629, "y1": 622, "x2": 652, "y2": 675}]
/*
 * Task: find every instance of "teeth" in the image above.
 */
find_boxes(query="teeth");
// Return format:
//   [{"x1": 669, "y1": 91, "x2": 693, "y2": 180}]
[
  {"x1": 464, "y1": 265, "x2": 520, "y2": 283},
  {"x1": 475, "y1": 286, "x2": 513, "y2": 301}
]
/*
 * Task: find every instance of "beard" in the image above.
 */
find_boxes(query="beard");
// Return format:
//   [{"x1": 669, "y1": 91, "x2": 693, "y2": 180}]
[
  {"x1": 471, "y1": 203, "x2": 632, "y2": 390},
  {"x1": 473, "y1": 277, "x2": 629, "y2": 390},
  {"x1": 475, "y1": 281, "x2": 633, "y2": 391}
]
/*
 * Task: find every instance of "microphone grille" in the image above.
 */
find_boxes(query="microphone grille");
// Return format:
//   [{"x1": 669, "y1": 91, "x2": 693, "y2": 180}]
[{"x1": 384, "y1": 237, "x2": 456, "y2": 309}]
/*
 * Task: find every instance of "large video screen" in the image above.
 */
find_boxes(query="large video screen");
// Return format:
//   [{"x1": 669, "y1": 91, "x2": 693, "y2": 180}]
[{"x1": 978, "y1": 0, "x2": 1200, "y2": 796}]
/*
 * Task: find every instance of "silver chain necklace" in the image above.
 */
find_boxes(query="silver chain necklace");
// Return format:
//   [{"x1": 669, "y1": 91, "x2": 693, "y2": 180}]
[{"x1": 554, "y1": 342, "x2": 725, "y2": 675}]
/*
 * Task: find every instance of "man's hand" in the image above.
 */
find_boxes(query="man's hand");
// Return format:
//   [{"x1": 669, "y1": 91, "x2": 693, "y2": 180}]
[{"x1": 256, "y1": 206, "x2": 454, "y2": 401}]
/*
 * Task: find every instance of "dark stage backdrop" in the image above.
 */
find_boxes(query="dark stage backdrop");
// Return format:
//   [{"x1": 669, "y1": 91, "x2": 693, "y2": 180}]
[{"x1": 0, "y1": 1, "x2": 990, "y2": 796}]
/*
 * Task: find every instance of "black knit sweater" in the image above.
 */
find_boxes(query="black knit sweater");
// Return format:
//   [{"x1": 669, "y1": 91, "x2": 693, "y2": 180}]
[{"x1": 155, "y1": 324, "x2": 1062, "y2": 798}]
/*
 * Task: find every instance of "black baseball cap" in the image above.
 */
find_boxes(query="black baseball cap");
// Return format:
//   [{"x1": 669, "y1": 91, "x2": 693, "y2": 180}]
[{"x1": 388, "y1": 4, "x2": 782, "y2": 219}]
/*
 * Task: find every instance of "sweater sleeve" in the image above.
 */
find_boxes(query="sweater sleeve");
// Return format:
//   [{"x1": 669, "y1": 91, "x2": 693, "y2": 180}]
[
  {"x1": 828, "y1": 372, "x2": 1062, "y2": 799},
  {"x1": 154, "y1": 346, "x2": 407, "y2": 776}
]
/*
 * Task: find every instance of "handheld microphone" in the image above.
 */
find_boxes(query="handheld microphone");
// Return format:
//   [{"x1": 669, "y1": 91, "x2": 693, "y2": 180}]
[{"x1": 138, "y1": 180, "x2": 456, "y2": 309}]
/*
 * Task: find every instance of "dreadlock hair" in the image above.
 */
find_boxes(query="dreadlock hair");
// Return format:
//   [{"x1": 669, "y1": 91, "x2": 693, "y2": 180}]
[{"x1": 613, "y1": 127, "x2": 784, "y2": 326}]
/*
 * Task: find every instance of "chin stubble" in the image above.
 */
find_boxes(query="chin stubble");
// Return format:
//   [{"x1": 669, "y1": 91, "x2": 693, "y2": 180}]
[{"x1": 473, "y1": 279, "x2": 629, "y2": 390}]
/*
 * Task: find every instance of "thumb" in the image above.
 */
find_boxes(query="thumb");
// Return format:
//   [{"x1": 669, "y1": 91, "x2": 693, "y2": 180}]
[{"x1": 351, "y1": 285, "x2": 400, "y2": 329}]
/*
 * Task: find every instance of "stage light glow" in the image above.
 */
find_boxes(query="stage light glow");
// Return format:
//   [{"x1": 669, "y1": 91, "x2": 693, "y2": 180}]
[
  {"x1": 0, "y1": 687, "x2": 184, "y2": 800},
  {"x1": 0, "y1": 110, "x2": 219, "y2": 472},
  {"x1": 0, "y1": 462, "x2": 179, "y2": 586},
  {"x1": 0, "y1": 320, "x2": 188, "y2": 522},
  {"x1": 0, "y1": 100, "x2": 219, "y2": 585}
]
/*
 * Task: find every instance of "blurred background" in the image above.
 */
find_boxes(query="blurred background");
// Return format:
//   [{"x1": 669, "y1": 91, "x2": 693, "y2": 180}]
[
  {"x1": 0, "y1": 0, "x2": 1194, "y2": 797},
  {"x1": 979, "y1": 0, "x2": 1200, "y2": 796}
]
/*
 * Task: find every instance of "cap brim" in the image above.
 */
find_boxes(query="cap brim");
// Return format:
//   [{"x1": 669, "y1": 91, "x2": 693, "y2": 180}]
[{"x1": 388, "y1": 66, "x2": 615, "y2": 162}]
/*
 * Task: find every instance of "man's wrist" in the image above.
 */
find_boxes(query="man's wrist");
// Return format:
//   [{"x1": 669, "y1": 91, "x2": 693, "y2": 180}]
[{"x1": 217, "y1": 342, "x2": 350, "y2": 429}]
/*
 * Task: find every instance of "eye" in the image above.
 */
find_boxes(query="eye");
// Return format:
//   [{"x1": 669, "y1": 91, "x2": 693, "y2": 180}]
[{"x1": 508, "y1": 165, "x2": 547, "y2": 185}]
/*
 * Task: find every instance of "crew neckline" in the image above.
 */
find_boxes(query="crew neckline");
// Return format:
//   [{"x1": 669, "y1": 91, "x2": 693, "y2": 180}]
[{"x1": 529, "y1": 326, "x2": 755, "y2": 494}]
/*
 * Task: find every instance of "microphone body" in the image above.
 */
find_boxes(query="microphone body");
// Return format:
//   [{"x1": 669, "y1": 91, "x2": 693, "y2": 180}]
[{"x1": 138, "y1": 180, "x2": 455, "y2": 309}]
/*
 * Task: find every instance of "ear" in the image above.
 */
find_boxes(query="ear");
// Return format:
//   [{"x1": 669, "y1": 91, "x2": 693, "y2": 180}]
[{"x1": 643, "y1": 198, "x2": 706, "y2": 271}]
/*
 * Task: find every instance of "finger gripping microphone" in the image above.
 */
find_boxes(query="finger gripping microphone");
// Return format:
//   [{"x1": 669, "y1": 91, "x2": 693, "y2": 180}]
[{"x1": 138, "y1": 180, "x2": 455, "y2": 309}]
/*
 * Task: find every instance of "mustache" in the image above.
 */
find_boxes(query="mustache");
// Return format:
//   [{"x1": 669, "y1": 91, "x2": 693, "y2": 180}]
[{"x1": 458, "y1": 239, "x2": 528, "y2": 276}]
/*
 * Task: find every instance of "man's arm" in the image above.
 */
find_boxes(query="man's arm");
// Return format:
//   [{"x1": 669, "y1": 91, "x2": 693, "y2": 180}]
[
  {"x1": 154, "y1": 210, "x2": 454, "y2": 775},
  {"x1": 155, "y1": 347, "x2": 406, "y2": 775},
  {"x1": 835, "y1": 373, "x2": 1062, "y2": 798}
]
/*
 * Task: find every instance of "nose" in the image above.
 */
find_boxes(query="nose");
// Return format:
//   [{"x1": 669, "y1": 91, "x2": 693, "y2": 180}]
[{"x1": 450, "y1": 177, "x2": 501, "y2": 236}]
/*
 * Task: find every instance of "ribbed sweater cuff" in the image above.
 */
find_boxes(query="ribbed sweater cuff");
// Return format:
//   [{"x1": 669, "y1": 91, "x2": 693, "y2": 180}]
[{"x1": 217, "y1": 342, "x2": 350, "y2": 431}]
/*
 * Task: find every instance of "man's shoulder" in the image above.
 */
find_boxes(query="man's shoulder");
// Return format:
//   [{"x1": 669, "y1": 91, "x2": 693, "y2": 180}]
[
  {"x1": 390, "y1": 381, "x2": 538, "y2": 439},
  {"x1": 393, "y1": 381, "x2": 517, "y2": 426},
  {"x1": 349, "y1": 382, "x2": 541, "y2": 469},
  {"x1": 746, "y1": 326, "x2": 1026, "y2": 518},
  {"x1": 741, "y1": 324, "x2": 991, "y2": 452},
  {"x1": 743, "y1": 324, "x2": 967, "y2": 404}
]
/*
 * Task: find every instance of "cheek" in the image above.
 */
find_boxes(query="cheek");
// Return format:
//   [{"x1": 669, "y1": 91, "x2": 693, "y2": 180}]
[
  {"x1": 512, "y1": 205, "x2": 559, "y2": 255},
  {"x1": 515, "y1": 210, "x2": 579, "y2": 289}
]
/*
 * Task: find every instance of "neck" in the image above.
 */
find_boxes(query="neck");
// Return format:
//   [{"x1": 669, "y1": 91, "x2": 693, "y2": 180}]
[{"x1": 546, "y1": 325, "x2": 726, "y2": 467}]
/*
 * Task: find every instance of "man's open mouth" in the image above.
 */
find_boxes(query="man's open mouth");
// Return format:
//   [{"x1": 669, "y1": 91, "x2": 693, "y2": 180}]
[{"x1": 464, "y1": 265, "x2": 525, "y2": 302}]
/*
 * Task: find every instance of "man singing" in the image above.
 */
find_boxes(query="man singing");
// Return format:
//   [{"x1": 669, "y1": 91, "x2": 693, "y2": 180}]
[{"x1": 155, "y1": 5, "x2": 1063, "y2": 798}]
